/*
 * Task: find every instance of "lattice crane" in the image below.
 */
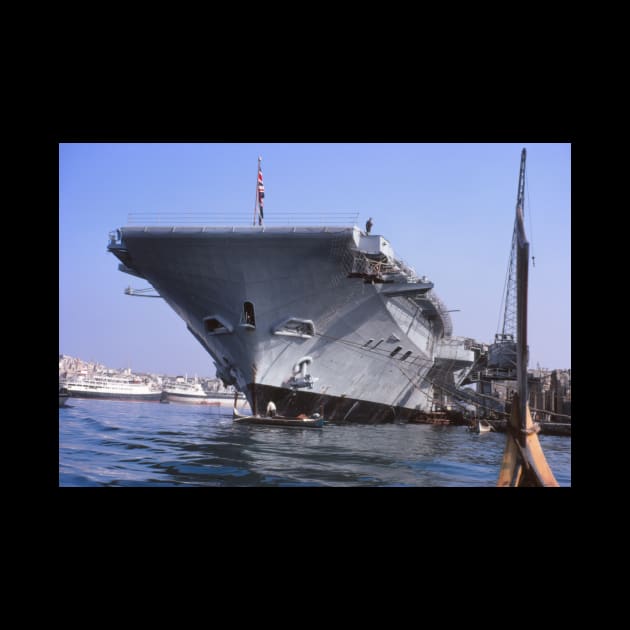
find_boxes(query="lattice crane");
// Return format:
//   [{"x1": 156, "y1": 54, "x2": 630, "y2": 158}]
[{"x1": 487, "y1": 148, "x2": 527, "y2": 380}]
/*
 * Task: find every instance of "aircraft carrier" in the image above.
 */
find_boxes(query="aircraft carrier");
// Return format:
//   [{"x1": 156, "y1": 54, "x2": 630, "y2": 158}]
[{"x1": 108, "y1": 218, "x2": 481, "y2": 422}]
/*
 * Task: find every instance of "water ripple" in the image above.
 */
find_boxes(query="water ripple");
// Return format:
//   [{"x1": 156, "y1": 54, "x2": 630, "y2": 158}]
[{"x1": 59, "y1": 399, "x2": 571, "y2": 487}]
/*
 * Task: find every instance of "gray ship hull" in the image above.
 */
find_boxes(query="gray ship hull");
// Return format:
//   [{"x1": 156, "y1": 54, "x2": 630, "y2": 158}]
[{"x1": 109, "y1": 226, "x2": 477, "y2": 422}]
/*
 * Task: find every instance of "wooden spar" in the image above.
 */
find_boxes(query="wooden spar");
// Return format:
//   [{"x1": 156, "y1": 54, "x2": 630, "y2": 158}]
[
  {"x1": 497, "y1": 393, "x2": 558, "y2": 486},
  {"x1": 497, "y1": 149, "x2": 559, "y2": 487}
]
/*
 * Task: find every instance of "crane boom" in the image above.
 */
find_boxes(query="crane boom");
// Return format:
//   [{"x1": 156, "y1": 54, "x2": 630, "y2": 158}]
[
  {"x1": 500, "y1": 148, "x2": 527, "y2": 340},
  {"x1": 486, "y1": 149, "x2": 527, "y2": 380}
]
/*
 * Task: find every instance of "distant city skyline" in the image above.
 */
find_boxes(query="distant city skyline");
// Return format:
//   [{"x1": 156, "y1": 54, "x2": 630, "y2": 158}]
[
  {"x1": 58, "y1": 353, "x2": 224, "y2": 380},
  {"x1": 59, "y1": 143, "x2": 571, "y2": 376}
]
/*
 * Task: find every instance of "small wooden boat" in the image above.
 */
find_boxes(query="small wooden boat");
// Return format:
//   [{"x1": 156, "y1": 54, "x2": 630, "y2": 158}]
[
  {"x1": 468, "y1": 419, "x2": 494, "y2": 433},
  {"x1": 232, "y1": 408, "x2": 325, "y2": 428}
]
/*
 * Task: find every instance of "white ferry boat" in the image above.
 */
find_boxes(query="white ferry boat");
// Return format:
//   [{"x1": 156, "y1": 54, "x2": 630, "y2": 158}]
[
  {"x1": 64, "y1": 373, "x2": 162, "y2": 402},
  {"x1": 163, "y1": 376, "x2": 250, "y2": 409},
  {"x1": 162, "y1": 376, "x2": 215, "y2": 404}
]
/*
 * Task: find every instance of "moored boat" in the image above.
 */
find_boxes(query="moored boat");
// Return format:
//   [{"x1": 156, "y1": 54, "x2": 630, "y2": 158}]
[
  {"x1": 162, "y1": 376, "x2": 250, "y2": 408},
  {"x1": 232, "y1": 408, "x2": 324, "y2": 428},
  {"x1": 107, "y1": 156, "x2": 485, "y2": 423},
  {"x1": 468, "y1": 419, "x2": 494, "y2": 433},
  {"x1": 162, "y1": 376, "x2": 217, "y2": 404},
  {"x1": 63, "y1": 373, "x2": 162, "y2": 402},
  {"x1": 59, "y1": 386, "x2": 70, "y2": 407}
]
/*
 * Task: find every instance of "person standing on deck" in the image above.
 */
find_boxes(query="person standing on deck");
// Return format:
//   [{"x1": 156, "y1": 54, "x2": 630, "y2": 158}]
[
  {"x1": 366, "y1": 217, "x2": 373, "y2": 234},
  {"x1": 266, "y1": 401, "x2": 277, "y2": 417}
]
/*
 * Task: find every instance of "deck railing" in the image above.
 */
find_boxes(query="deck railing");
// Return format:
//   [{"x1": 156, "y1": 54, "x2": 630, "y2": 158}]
[{"x1": 126, "y1": 211, "x2": 359, "y2": 227}]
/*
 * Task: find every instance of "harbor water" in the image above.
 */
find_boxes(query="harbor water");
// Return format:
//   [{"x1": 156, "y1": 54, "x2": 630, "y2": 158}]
[{"x1": 59, "y1": 399, "x2": 571, "y2": 487}]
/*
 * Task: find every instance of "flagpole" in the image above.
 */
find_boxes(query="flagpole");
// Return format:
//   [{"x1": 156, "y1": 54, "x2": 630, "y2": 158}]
[
  {"x1": 253, "y1": 157, "x2": 258, "y2": 226},
  {"x1": 253, "y1": 155, "x2": 262, "y2": 227}
]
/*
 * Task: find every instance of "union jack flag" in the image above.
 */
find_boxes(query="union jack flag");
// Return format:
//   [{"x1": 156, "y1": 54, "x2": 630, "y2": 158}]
[{"x1": 257, "y1": 163, "x2": 265, "y2": 225}]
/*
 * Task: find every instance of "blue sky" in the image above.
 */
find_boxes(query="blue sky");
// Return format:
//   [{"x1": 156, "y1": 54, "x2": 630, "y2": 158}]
[{"x1": 59, "y1": 143, "x2": 571, "y2": 376}]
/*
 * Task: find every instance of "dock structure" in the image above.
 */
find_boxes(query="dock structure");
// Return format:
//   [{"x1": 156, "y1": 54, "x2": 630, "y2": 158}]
[
  {"x1": 406, "y1": 409, "x2": 570, "y2": 436},
  {"x1": 407, "y1": 411, "x2": 455, "y2": 425},
  {"x1": 528, "y1": 369, "x2": 571, "y2": 419},
  {"x1": 478, "y1": 418, "x2": 570, "y2": 437},
  {"x1": 461, "y1": 368, "x2": 571, "y2": 422}
]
